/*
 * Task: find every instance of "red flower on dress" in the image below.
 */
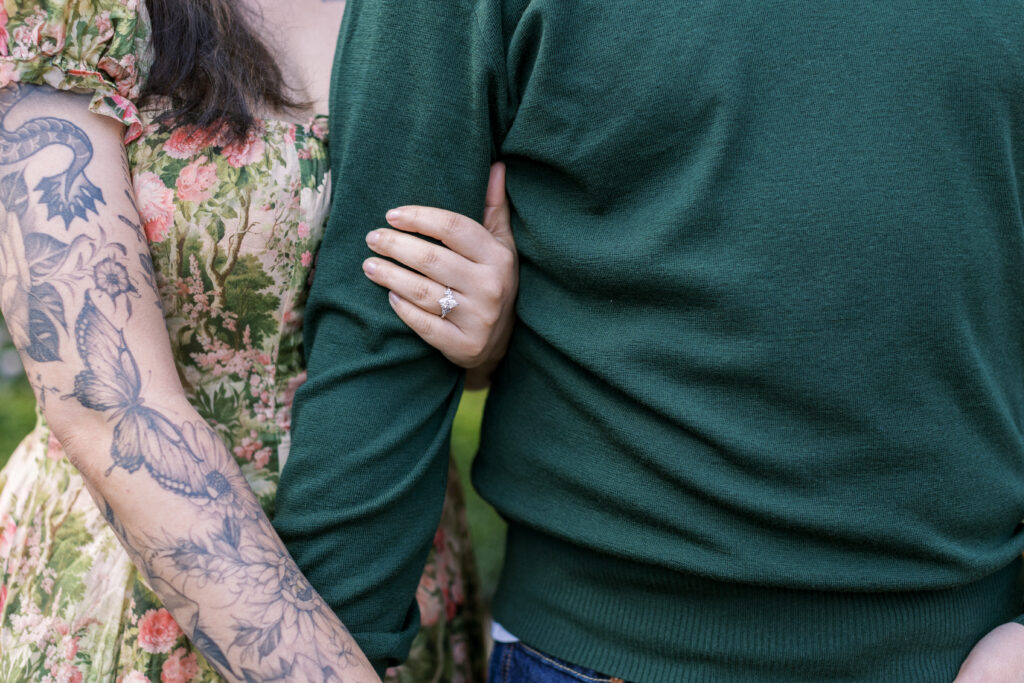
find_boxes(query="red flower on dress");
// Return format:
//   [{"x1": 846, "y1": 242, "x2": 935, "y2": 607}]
[
  {"x1": 310, "y1": 117, "x2": 329, "y2": 141},
  {"x1": 0, "y1": 62, "x2": 19, "y2": 87},
  {"x1": 0, "y1": 7, "x2": 10, "y2": 56},
  {"x1": 176, "y1": 156, "x2": 218, "y2": 204},
  {"x1": 163, "y1": 124, "x2": 225, "y2": 159},
  {"x1": 222, "y1": 127, "x2": 265, "y2": 168},
  {"x1": 161, "y1": 647, "x2": 199, "y2": 683},
  {"x1": 134, "y1": 172, "x2": 174, "y2": 243},
  {"x1": 93, "y1": 12, "x2": 113, "y2": 39},
  {"x1": 137, "y1": 608, "x2": 182, "y2": 654},
  {"x1": 416, "y1": 575, "x2": 441, "y2": 628},
  {"x1": 52, "y1": 662, "x2": 83, "y2": 683}
]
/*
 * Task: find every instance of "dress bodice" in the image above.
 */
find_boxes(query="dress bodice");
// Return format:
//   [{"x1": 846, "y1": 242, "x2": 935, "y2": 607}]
[{"x1": 128, "y1": 113, "x2": 331, "y2": 513}]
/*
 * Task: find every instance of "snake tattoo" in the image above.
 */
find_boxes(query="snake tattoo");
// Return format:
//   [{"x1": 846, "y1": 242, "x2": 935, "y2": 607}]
[{"x1": 0, "y1": 84, "x2": 104, "y2": 228}]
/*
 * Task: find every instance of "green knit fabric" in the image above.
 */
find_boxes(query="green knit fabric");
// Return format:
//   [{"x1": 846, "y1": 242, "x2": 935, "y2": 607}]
[{"x1": 275, "y1": 2, "x2": 1024, "y2": 679}]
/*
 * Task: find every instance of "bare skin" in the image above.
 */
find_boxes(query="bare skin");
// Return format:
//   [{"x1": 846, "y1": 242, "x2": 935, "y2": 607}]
[
  {"x1": 955, "y1": 622, "x2": 1024, "y2": 683},
  {"x1": 0, "y1": 84, "x2": 379, "y2": 682},
  {"x1": 245, "y1": 0, "x2": 345, "y2": 118}
]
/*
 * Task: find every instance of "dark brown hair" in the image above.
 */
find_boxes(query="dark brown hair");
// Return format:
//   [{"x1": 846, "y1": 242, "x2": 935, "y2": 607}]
[{"x1": 141, "y1": 0, "x2": 306, "y2": 142}]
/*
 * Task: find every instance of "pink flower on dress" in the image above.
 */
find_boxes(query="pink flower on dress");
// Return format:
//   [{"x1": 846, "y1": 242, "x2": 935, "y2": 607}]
[
  {"x1": 94, "y1": 12, "x2": 113, "y2": 39},
  {"x1": 110, "y1": 92, "x2": 134, "y2": 112},
  {"x1": 99, "y1": 52, "x2": 139, "y2": 98},
  {"x1": 283, "y1": 371, "x2": 307, "y2": 407},
  {"x1": 222, "y1": 128, "x2": 265, "y2": 168},
  {"x1": 52, "y1": 662, "x2": 83, "y2": 683},
  {"x1": 62, "y1": 636, "x2": 79, "y2": 661},
  {"x1": 38, "y1": 22, "x2": 66, "y2": 56},
  {"x1": 137, "y1": 609, "x2": 182, "y2": 654},
  {"x1": 234, "y1": 431, "x2": 271, "y2": 467},
  {"x1": 0, "y1": 585, "x2": 7, "y2": 613},
  {"x1": 176, "y1": 156, "x2": 218, "y2": 204},
  {"x1": 12, "y1": 25, "x2": 34, "y2": 56},
  {"x1": 310, "y1": 117, "x2": 329, "y2": 140},
  {"x1": 0, "y1": 7, "x2": 10, "y2": 56},
  {"x1": 0, "y1": 62, "x2": 19, "y2": 87},
  {"x1": 160, "y1": 647, "x2": 199, "y2": 683},
  {"x1": 297, "y1": 221, "x2": 310, "y2": 239},
  {"x1": 134, "y1": 172, "x2": 175, "y2": 243},
  {"x1": 163, "y1": 124, "x2": 223, "y2": 159},
  {"x1": 416, "y1": 575, "x2": 441, "y2": 627},
  {"x1": 300, "y1": 251, "x2": 312, "y2": 267},
  {"x1": 121, "y1": 672, "x2": 149, "y2": 683},
  {"x1": 0, "y1": 513, "x2": 16, "y2": 558}
]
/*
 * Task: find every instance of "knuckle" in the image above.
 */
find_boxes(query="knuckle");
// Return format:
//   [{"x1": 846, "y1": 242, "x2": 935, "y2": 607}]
[
  {"x1": 418, "y1": 247, "x2": 440, "y2": 270},
  {"x1": 412, "y1": 282, "x2": 432, "y2": 304},
  {"x1": 480, "y1": 280, "x2": 504, "y2": 303},
  {"x1": 496, "y1": 248, "x2": 516, "y2": 271},
  {"x1": 479, "y1": 305, "x2": 501, "y2": 328},
  {"x1": 462, "y1": 336, "x2": 488, "y2": 362},
  {"x1": 442, "y1": 212, "x2": 461, "y2": 238}
]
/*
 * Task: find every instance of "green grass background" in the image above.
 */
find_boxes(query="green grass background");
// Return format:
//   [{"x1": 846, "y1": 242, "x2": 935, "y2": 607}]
[
  {"x1": 0, "y1": 378, "x2": 507, "y2": 602},
  {"x1": 0, "y1": 378, "x2": 35, "y2": 461}
]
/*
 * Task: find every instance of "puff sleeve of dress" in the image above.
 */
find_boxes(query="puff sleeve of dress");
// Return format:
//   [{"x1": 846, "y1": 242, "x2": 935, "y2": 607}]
[{"x1": 0, "y1": 0, "x2": 152, "y2": 141}]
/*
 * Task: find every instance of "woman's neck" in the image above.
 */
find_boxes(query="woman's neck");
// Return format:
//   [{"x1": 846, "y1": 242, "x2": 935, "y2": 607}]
[{"x1": 239, "y1": 0, "x2": 346, "y2": 120}]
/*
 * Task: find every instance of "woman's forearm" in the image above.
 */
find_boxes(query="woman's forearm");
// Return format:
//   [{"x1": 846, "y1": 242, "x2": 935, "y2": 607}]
[
  {"x1": 0, "y1": 84, "x2": 378, "y2": 682},
  {"x1": 77, "y1": 399, "x2": 378, "y2": 683}
]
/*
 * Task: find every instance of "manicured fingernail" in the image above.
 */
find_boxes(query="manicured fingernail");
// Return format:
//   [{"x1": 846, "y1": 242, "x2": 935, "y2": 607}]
[
  {"x1": 366, "y1": 231, "x2": 379, "y2": 246},
  {"x1": 386, "y1": 208, "x2": 404, "y2": 222},
  {"x1": 362, "y1": 259, "x2": 377, "y2": 276},
  {"x1": 388, "y1": 292, "x2": 400, "y2": 306}
]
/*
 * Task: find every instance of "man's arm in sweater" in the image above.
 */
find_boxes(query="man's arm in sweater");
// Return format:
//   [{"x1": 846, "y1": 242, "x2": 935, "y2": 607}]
[{"x1": 272, "y1": 0, "x2": 513, "y2": 674}]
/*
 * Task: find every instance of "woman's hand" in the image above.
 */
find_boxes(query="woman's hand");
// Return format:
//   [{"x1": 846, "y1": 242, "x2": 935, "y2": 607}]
[
  {"x1": 954, "y1": 622, "x2": 1024, "y2": 682},
  {"x1": 362, "y1": 162, "x2": 517, "y2": 389}
]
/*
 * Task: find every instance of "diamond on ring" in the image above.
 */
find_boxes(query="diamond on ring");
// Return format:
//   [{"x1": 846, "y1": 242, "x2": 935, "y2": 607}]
[{"x1": 439, "y1": 287, "x2": 459, "y2": 319}]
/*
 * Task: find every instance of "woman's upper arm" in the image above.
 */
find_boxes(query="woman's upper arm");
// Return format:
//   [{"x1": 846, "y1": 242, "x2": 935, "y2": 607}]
[{"x1": 0, "y1": 84, "x2": 185, "y2": 453}]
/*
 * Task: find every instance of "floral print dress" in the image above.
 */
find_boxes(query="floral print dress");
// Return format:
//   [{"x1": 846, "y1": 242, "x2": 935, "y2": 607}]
[{"x1": 0, "y1": 2, "x2": 484, "y2": 682}]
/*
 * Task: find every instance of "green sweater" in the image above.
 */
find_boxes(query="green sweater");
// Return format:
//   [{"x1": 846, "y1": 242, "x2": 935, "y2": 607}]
[{"x1": 274, "y1": 2, "x2": 1024, "y2": 680}]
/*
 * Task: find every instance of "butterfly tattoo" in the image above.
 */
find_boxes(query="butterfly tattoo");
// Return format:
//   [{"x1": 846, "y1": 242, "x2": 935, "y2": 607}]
[{"x1": 67, "y1": 292, "x2": 232, "y2": 501}]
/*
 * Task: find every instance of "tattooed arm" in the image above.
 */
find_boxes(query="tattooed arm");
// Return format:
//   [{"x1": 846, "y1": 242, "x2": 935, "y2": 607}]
[{"x1": 0, "y1": 85, "x2": 379, "y2": 683}]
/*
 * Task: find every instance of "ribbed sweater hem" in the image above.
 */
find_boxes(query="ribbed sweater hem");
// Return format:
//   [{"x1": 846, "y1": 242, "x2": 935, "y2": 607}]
[{"x1": 491, "y1": 525, "x2": 1024, "y2": 682}]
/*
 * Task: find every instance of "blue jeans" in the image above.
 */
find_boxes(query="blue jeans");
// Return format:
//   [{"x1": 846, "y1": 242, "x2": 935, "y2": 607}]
[{"x1": 488, "y1": 641, "x2": 625, "y2": 683}]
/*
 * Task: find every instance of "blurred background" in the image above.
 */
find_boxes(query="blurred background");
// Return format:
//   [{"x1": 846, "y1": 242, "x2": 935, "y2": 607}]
[
  {"x1": 0, "y1": 316, "x2": 507, "y2": 604},
  {"x1": 0, "y1": 323, "x2": 36, "y2": 465}
]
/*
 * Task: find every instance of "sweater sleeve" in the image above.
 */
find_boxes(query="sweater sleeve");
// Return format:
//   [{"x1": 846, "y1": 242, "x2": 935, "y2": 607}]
[{"x1": 272, "y1": 0, "x2": 512, "y2": 673}]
